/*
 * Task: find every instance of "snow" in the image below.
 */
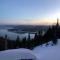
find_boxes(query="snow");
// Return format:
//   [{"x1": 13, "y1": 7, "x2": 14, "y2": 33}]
[
  {"x1": 0, "y1": 48, "x2": 37, "y2": 60},
  {"x1": 33, "y1": 39, "x2": 60, "y2": 60},
  {"x1": 0, "y1": 29, "x2": 35, "y2": 40},
  {"x1": 0, "y1": 39, "x2": 60, "y2": 60}
]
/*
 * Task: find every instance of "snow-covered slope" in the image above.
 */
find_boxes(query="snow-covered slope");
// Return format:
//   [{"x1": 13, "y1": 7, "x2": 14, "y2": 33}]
[
  {"x1": 33, "y1": 39, "x2": 60, "y2": 60},
  {"x1": 0, "y1": 48, "x2": 37, "y2": 60},
  {"x1": 0, "y1": 39, "x2": 60, "y2": 60}
]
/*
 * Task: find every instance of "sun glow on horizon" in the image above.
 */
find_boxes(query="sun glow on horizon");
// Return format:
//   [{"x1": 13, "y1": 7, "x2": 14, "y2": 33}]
[
  {"x1": 26, "y1": 18, "x2": 59, "y2": 25},
  {"x1": 1, "y1": 18, "x2": 60, "y2": 25}
]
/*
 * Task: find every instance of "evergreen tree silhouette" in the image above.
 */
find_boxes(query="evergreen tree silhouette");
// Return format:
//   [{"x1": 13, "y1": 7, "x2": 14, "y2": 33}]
[
  {"x1": 52, "y1": 39, "x2": 57, "y2": 45},
  {"x1": 28, "y1": 33, "x2": 30, "y2": 40},
  {"x1": 38, "y1": 30, "x2": 42, "y2": 45},
  {"x1": 16, "y1": 36, "x2": 20, "y2": 48},
  {"x1": 5, "y1": 35, "x2": 8, "y2": 50},
  {"x1": 22, "y1": 37, "x2": 26, "y2": 48}
]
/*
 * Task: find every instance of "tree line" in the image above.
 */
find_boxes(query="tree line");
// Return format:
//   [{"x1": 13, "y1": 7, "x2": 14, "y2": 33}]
[{"x1": 0, "y1": 25, "x2": 59, "y2": 51}]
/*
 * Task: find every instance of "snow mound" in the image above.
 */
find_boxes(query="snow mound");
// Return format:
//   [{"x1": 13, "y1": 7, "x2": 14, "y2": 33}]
[{"x1": 0, "y1": 48, "x2": 37, "y2": 60}]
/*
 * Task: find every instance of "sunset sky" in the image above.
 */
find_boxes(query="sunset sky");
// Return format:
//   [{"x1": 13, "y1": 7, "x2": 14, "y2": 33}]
[{"x1": 0, "y1": 0, "x2": 60, "y2": 25}]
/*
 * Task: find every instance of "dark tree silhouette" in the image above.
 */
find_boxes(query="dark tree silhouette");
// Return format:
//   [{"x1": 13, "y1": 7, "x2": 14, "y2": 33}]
[
  {"x1": 16, "y1": 36, "x2": 20, "y2": 48},
  {"x1": 5, "y1": 35, "x2": 8, "y2": 50}
]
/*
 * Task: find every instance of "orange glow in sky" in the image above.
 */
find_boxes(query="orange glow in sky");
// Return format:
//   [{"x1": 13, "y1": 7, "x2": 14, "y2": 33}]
[{"x1": 1, "y1": 18, "x2": 59, "y2": 25}]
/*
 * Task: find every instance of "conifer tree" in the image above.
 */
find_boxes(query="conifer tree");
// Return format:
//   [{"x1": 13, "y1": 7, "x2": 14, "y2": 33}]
[
  {"x1": 22, "y1": 37, "x2": 26, "y2": 48},
  {"x1": 28, "y1": 33, "x2": 30, "y2": 40},
  {"x1": 52, "y1": 38, "x2": 57, "y2": 45},
  {"x1": 5, "y1": 35, "x2": 8, "y2": 50},
  {"x1": 16, "y1": 36, "x2": 20, "y2": 48}
]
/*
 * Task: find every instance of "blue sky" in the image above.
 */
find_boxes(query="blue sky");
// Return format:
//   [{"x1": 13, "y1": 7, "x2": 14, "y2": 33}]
[{"x1": 0, "y1": 0, "x2": 60, "y2": 25}]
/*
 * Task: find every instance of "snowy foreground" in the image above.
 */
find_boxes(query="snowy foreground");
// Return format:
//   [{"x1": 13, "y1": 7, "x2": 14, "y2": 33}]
[
  {"x1": 0, "y1": 39, "x2": 60, "y2": 60},
  {"x1": 33, "y1": 39, "x2": 60, "y2": 60},
  {"x1": 0, "y1": 48, "x2": 37, "y2": 60}
]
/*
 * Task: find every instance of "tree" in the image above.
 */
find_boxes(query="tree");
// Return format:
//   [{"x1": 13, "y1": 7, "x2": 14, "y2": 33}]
[
  {"x1": 34, "y1": 33, "x2": 38, "y2": 46},
  {"x1": 22, "y1": 37, "x2": 26, "y2": 48},
  {"x1": 28, "y1": 33, "x2": 30, "y2": 40},
  {"x1": 16, "y1": 36, "x2": 20, "y2": 48},
  {"x1": 5, "y1": 35, "x2": 8, "y2": 50},
  {"x1": 38, "y1": 30, "x2": 42, "y2": 36},
  {"x1": 34, "y1": 33, "x2": 37, "y2": 40},
  {"x1": 52, "y1": 39, "x2": 58, "y2": 45}
]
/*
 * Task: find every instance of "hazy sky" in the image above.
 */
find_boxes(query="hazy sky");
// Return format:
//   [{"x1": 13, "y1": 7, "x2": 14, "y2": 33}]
[{"x1": 0, "y1": 0, "x2": 60, "y2": 25}]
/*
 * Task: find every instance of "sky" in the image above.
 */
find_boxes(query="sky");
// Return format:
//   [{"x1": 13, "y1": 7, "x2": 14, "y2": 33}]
[{"x1": 0, "y1": 0, "x2": 60, "y2": 25}]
